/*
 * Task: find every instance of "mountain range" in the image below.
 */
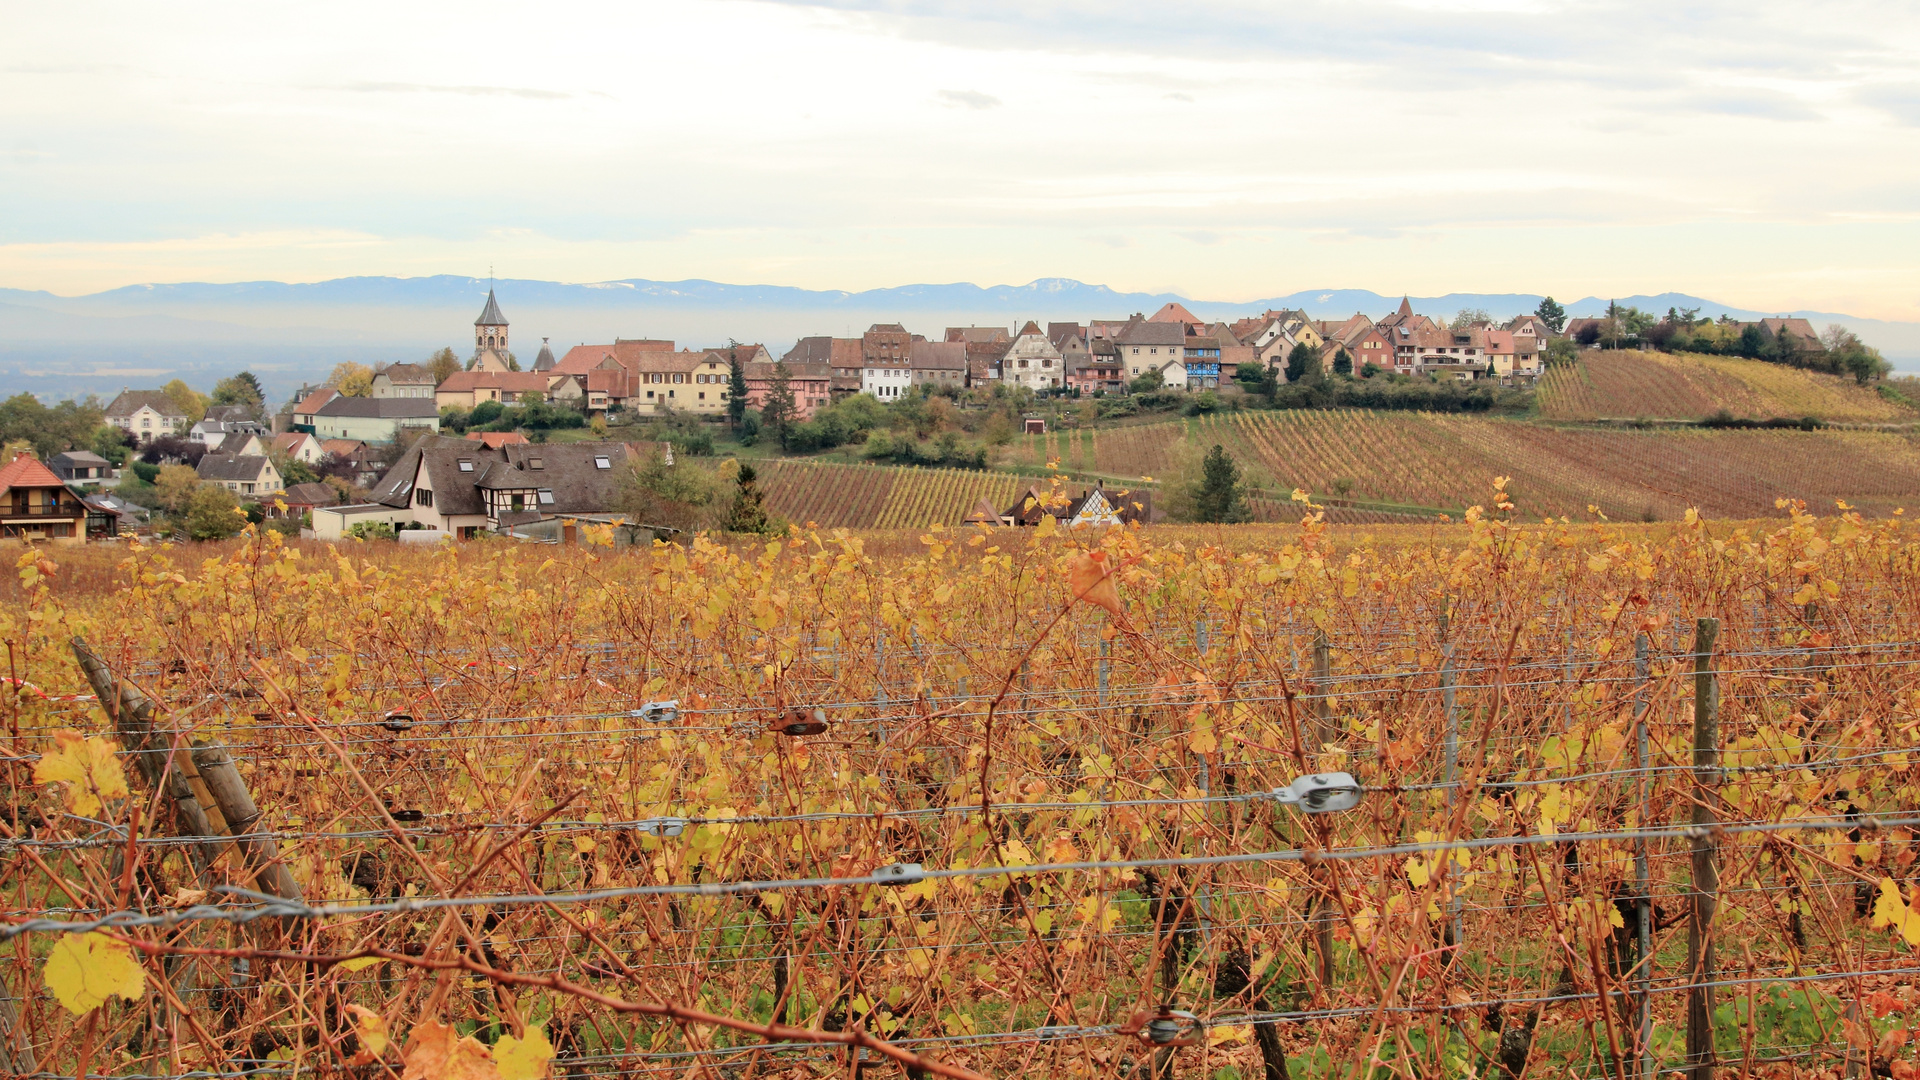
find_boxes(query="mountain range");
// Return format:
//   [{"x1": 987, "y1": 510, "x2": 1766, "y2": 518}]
[{"x1": 3, "y1": 276, "x2": 1915, "y2": 405}]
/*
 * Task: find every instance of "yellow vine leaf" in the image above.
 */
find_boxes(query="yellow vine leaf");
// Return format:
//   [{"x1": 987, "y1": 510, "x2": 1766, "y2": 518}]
[
  {"x1": 43, "y1": 931, "x2": 146, "y2": 1016},
  {"x1": 33, "y1": 730, "x2": 129, "y2": 817},
  {"x1": 495, "y1": 1026, "x2": 555, "y2": 1080},
  {"x1": 345, "y1": 1004, "x2": 390, "y2": 1064},
  {"x1": 1869, "y1": 878, "x2": 1920, "y2": 947},
  {"x1": 339, "y1": 956, "x2": 383, "y2": 972}
]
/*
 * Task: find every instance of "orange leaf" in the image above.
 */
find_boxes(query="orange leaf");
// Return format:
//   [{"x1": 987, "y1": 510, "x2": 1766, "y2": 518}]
[
  {"x1": 1879, "y1": 1027, "x2": 1910, "y2": 1060},
  {"x1": 402, "y1": 1020, "x2": 499, "y2": 1080},
  {"x1": 1069, "y1": 550, "x2": 1122, "y2": 616}
]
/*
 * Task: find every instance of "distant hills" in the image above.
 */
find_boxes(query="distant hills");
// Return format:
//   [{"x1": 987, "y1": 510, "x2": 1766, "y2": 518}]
[{"x1": 3, "y1": 275, "x2": 1915, "y2": 404}]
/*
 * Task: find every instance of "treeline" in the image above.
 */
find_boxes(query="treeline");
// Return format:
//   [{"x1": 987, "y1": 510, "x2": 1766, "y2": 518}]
[{"x1": 1576, "y1": 305, "x2": 1891, "y2": 384}]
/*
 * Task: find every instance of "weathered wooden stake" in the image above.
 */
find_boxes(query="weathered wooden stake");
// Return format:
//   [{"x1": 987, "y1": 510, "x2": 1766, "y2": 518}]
[
  {"x1": 1685, "y1": 618, "x2": 1721, "y2": 1080},
  {"x1": 1309, "y1": 630, "x2": 1335, "y2": 988},
  {"x1": 1633, "y1": 634, "x2": 1654, "y2": 1080}
]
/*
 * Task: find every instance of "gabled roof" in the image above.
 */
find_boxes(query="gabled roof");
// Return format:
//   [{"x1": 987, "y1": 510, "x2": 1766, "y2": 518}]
[
  {"x1": 320, "y1": 439, "x2": 368, "y2": 458},
  {"x1": 551, "y1": 341, "x2": 688, "y2": 377},
  {"x1": 205, "y1": 404, "x2": 256, "y2": 424},
  {"x1": 945, "y1": 326, "x2": 1009, "y2": 344},
  {"x1": 281, "y1": 482, "x2": 339, "y2": 507},
  {"x1": 866, "y1": 323, "x2": 908, "y2": 335},
  {"x1": 1047, "y1": 322, "x2": 1086, "y2": 349},
  {"x1": 373, "y1": 436, "x2": 636, "y2": 517},
  {"x1": 196, "y1": 454, "x2": 276, "y2": 483},
  {"x1": 1115, "y1": 320, "x2": 1187, "y2": 347},
  {"x1": 963, "y1": 496, "x2": 1002, "y2": 525},
  {"x1": 313, "y1": 396, "x2": 441, "y2": 419},
  {"x1": 104, "y1": 390, "x2": 185, "y2": 419},
  {"x1": 475, "y1": 288, "x2": 507, "y2": 327},
  {"x1": 376, "y1": 362, "x2": 435, "y2": 385},
  {"x1": 466, "y1": 431, "x2": 530, "y2": 448},
  {"x1": 1148, "y1": 302, "x2": 1200, "y2": 326},
  {"x1": 744, "y1": 359, "x2": 830, "y2": 381},
  {"x1": 272, "y1": 432, "x2": 315, "y2": 454},
  {"x1": 216, "y1": 431, "x2": 262, "y2": 455},
  {"x1": 0, "y1": 452, "x2": 66, "y2": 490},
  {"x1": 52, "y1": 450, "x2": 110, "y2": 467},
  {"x1": 294, "y1": 389, "x2": 339, "y2": 416},
  {"x1": 435, "y1": 371, "x2": 553, "y2": 396},
  {"x1": 909, "y1": 340, "x2": 967, "y2": 371}
]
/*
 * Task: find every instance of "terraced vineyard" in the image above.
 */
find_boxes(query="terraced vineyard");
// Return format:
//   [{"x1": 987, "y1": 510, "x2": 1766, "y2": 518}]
[
  {"x1": 1538, "y1": 349, "x2": 1915, "y2": 422},
  {"x1": 756, "y1": 460, "x2": 1028, "y2": 529}
]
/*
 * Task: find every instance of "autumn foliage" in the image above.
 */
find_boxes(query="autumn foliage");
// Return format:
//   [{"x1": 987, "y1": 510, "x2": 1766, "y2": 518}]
[{"x1": 0, "y1": 489, "x2": 1917, "y2": 1079}]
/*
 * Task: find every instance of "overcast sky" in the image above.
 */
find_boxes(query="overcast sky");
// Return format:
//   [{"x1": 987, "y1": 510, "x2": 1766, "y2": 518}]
[{"x1": 5, "y1": 0, "x2": 1920, "y2": 318}]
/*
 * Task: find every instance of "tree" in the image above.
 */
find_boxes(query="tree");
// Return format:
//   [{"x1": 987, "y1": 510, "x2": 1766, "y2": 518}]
[
  {"x1": 727, "y1": 354, "x2": 750, "y2": 429},
  {"x1": 1191, "y1": 444, "x2": 1250, "y2": 524},
  {"x1": 328, "y1": 362, "x2": 375, "y2": 397},
  {"x1": 428, "y1": 347, "x2": 462, "y2": 385},
  {"x1": 1332, "y1": 349, "x2": 1353, "y2": 377},
  {"x1": 617, "y1": 446, "x2": 720, "y2": 533},
  {"x1": 762, "y1": 361, "x2": 798, "y2": 449},
  {"x1": 1284, "y1": 342, "x2": 1318, "y2": 384},
  {"x1": 1736, "y1": 323, "x2": 1769, "y2": 359},
  {"x1": 91, "y1": 425, "x2": 133, "y2": 467},
  {"x1": 1451, "y1": 308, "x2": 1493, "y2": 329},
  {"x1": 1128, "y1": 369, "x2": 1166, "y2": 395},
  {"x1": 1824, "y1": 325, "x2": 1891, "y2": 385},
  {"x1": 210, "y1": 372, "x2": 265, "y2": 418},
  {"x1": 163, "y1": 379, "x2": 209, "y2": 423},
  {"x1": 1545, "y1": 338, "x2": 1579, "y2": 367},
  {"x1": 0, "y1": 393, "x2": 107, "y2": 456},
  {"x1": 721, "y1": 463, "x2": 772, "y2": 534},
  {"x1": 1534, "y1": 296, "x2": 1567, "y2": 334},
  {"x1": 184, "y1": 485, "x2": 246, "y2": 540},
  {"x1": 155, "y1": 465, "x2": 203, "y2": 516},
  {"x1": 1234, "y1": 361, "x2": 1274, "y2": 396}
]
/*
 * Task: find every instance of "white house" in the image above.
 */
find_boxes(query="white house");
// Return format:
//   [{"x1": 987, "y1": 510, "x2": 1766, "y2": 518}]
[
  {"x1": 998, "y1": 321, "x2": 1064, "y2": 392},
  {"x1": 1114, "y1": 319, "x2": 1188, "y2": 382},
  {"x1": 862, "y1": 359, "x2": 914, "y2": 400},
  {"x1": 104, "y1": 390, "x2": 187, "y2": 443}
]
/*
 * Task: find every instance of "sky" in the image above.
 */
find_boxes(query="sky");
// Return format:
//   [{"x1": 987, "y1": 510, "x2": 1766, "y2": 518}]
[{"x1": 5, "y1": 0, "x2": 1920, "y2": 319}]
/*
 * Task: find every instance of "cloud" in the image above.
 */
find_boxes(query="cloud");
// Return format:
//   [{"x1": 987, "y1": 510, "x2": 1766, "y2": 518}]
[
  {"x1": 339, "y1": 82, "x2": 572, "y2": 101},
  {"x1": 936, "y1": 89, "x2": 1000, "y2": 109},
  {"x1": 1165, "y1": 92, "x2": 1194, "y2": 103},
  {"x1": 1858, "y1": 83, "x2": 1920, "y2": 126},
  {"x1": 1178, "y1": 230, "x2": 1222, "y2": 245}
]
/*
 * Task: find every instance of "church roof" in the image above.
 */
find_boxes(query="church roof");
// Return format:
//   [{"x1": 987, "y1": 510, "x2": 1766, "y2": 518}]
[
  {"x1": 475, "y1": 288, "x2": 508, "y2": 327},
  {"x1": 533, "y1": 338, "x2": 556, "y2": 371}
]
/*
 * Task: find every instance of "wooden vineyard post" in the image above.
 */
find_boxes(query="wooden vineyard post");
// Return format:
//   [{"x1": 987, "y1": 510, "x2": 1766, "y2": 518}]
[
  {"x1": 71, "y1": 638, "x2": 221, "y2": 884},
  {"x1": 70, "y1": 638, "x2": 303, "y2": 906},
  {"x1": 1633, "y1": 634, "x2": 1654, "y2": 1080},
  {"x1": 1685, "y1": 619, "x2": 1721, "y2": 1080},
  {"x1": 1309, "y1": 630, "x2": 1335, "y2": 989},
  {"x1": 1440, "y1": 601, "x2": 1462, "y2": 951}
]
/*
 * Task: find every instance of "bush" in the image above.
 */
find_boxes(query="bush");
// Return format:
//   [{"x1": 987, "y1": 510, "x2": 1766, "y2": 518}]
[
  {"x1": 184, "y1": 485, "x2": 246, "y2": 541},
  {"x1": 346, "y1": 520, "x2": 397, "y2": 541},
  {"x1": 1183, "y1": 390, "x2": 1221, "y2": 416},
  {"x1": 1096, "y1": 396, "x2": 1138, "y2": 419},
  {"x1": 131, "y1": 461, "x2": 160, "y2": 484}
]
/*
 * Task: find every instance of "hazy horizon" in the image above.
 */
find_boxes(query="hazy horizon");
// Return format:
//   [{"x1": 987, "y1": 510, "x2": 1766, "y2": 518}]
[{"x1": 7, "y1": 2, "x2": 1920, "y2": 322}]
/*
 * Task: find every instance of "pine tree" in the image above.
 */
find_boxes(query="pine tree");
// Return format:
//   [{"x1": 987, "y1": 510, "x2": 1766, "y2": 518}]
[
  {"x1": 763, "y1": 361, "x2": 797, "y2": 449},
  {"x1": 1192, "y1": 444, "x2": 1250, "y2": 523},
  {"x1": 1284, "y1": 342, "x2": 1317, "y2": 383},
  {"x1": 1534, "y1": 296, "x2": 1567, "y2": 334},
  {"x1": 723, "y1": 463, "x2": 770, "y2": 534},
  {"x1": 727, "y1": 352, "x2": 750, "y2": 429}
]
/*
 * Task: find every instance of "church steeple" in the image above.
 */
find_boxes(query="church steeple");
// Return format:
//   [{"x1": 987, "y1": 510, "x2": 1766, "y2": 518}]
[{"x1": 475, "y1": 286, "x2": 509, "y2": 357}]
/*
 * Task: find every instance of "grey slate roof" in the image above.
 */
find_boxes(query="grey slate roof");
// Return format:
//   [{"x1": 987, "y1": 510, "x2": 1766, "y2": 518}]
[
  {"x1": 475, "y1": 289, "x2": 508, "y2": 327},
  {"x1": 1114, "y1": 320, "x2": 1187, "y2": 347},
  {"x1": 372, "y1": 436, "x2": 633, "y2": 518},
  {"x1": 196, "y1": 454, "x2": 275, "y2": 483},
  {"x1": 52, "y1": 451, "x2": 110, "y2": 468},
  {"x1": 314, "y1": 396, "x2": 441, "y2": 419},
  {"x1": 282, "y1": 482, "x2": 339, "y2": 506},
  {"x1": 104, "y1": 390, "x2": 186, "y2": 419},
  {"x1": 532, "y1": 340, "x2": 556, "y2": 371},
  {"x1": 376, "y1": 362, "x2": 435, "y2": 385}
]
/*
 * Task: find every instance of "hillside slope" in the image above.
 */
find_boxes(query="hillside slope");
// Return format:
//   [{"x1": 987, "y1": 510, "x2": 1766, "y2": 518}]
[
  {"x1": 748, "y1": 412, "x2": 1920, "y2": 529},
  {"x1": 1537, "y1": 350, "x2": 1914, "y2": 423}
]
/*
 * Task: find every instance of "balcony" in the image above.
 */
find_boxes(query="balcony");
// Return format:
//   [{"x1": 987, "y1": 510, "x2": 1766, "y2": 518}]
[{"x1": 4, "y1": 502, "x2": 82, "y2": 518}]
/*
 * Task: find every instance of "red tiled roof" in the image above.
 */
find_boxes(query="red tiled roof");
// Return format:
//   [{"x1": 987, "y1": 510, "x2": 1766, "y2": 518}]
[
  {"x1": 1148, "y1": 302, "x2": 1200, "y2": 326},
  {"x1": 0, "y1": 452, "x2": 65, "y2": 491},
  {"x1": 465, "y1": 431, "x2": 530, "y2": 448},
  {"x1": 553, "y1": 340, "x2": 678, "y2": 376},
  {"x1": 436, "y1": 371, "x2": 553, "y2": 395},
  {"x1": 294, "y1": 388, "x2": 338, "y2": 416}
]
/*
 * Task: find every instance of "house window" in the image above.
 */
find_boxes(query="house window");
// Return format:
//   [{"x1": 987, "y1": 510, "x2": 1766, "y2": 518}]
[
  {"x1": 538, "y1": 489, "x2": 554, "y2": 505},
  {"x1": 529, "y1": 457, "x2": 544, "y2": 470},
  {"x1": 416, "y1": 488, "x2": 434, "y2": 507},
  {"x1": 593, "y1": 456, "x2": 611, "y2": 469}
]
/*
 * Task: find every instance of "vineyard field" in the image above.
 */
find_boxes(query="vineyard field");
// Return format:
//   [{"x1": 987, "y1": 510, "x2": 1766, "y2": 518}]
[
  {"x1": 1005, "y1": 411, "x2": 1920, "y2": 523},
  {"x1": 756, "y1": 459, "x2": 1030, "y2": 529},
  {"x1": 1537, "y1": 349, "x2": 1916, "y2": 422},
  {"x1": 4, "y1": 511, "x2": 1918, "y2": 1080}
]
